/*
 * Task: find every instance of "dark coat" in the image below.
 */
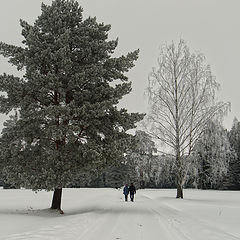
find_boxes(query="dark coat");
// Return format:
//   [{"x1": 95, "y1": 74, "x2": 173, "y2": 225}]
[
  {"x1": 129, "y1": 185, "x2": 136, "y2": 194},
  {"x1": 123, "y1": 185, "x2": 129, "y2": 195}
]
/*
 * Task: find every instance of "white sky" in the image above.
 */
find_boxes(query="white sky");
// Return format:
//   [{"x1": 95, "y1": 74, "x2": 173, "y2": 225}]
[{"x1": 0, "y1": 0, "x2": 240, "y2": 130}]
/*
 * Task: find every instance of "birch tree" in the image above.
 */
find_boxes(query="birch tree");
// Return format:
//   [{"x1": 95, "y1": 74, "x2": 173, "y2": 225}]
[
  {"x1": 192, "y1": 121, "x2": 232, "y2": 189},
  {"x1": 146, "y1": 40, "x2": 229, "y2": 198}
]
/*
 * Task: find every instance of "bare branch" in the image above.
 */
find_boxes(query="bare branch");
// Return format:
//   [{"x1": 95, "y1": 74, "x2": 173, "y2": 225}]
[{"x1": 145, "y1": 39, "x2": 229, "y2": 194}]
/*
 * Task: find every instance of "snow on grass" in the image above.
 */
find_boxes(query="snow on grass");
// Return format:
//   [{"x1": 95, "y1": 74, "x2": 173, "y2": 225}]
[{"x1": 0, "y1": 188, "x2": 239, "y2": 240}]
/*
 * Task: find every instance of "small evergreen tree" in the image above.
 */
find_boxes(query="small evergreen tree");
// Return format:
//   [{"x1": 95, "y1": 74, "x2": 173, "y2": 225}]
[
  {"x1": 224, "y1": 118, "x2": 240, "y2": 189},
  {"x1": 0, "y1": 0, "x2": 143, "y2": 212}
]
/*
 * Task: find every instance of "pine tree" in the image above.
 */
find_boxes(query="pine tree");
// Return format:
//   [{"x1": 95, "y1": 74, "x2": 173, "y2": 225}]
[
  {"x1": 0, "y1": 0, "x2": 143, "y2": 213},
  {"x1": 225, "y1": 118, "x2": 240, "y2": 189}
]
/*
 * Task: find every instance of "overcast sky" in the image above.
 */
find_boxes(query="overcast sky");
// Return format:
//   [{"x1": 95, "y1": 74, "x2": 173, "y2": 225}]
[{"x1": 0, "y1": 0, "x2": 240, "y2": 130}]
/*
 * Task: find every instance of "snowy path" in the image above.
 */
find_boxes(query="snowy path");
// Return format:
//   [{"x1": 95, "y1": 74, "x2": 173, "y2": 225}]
[{"x1": 0, "y1": 188, "x2": 240, "y2": 240}]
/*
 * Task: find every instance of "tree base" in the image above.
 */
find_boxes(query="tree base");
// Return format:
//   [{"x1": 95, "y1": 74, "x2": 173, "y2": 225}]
[
  {"x1": 59, "y1": 209, "x2": 64, "y2": 214},
  {"x1": 176, "y1": 186, "x2": 183, "y2": 198},
  {"x1": 50, "y1": 208, "x2": 64, "y2": 214}
]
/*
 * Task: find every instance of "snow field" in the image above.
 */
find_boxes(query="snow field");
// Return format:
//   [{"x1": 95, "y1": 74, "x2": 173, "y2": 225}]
[{"x1": 0, "y1": 188, "x2": 240, "y2": 240}]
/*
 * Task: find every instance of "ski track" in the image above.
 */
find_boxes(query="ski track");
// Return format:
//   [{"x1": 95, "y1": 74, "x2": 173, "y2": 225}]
[
  {"x1": 149, "y1": 198, "x2": 240, "y2": 240},
  {"x1": 1, "y1": 189, "x2": 240, "y2": 240}
]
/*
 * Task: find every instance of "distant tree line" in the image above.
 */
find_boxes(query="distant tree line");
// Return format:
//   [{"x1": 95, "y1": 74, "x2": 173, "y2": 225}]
[
  {"x1": 62, "y1": 119, "x2": 240, "y2": 190},
  {"x1": 1, "y1": 118, "x2": 240, "y2": 190},
  {"x1": 43, "y1": 119, "x2": 240, "y2": 190}
]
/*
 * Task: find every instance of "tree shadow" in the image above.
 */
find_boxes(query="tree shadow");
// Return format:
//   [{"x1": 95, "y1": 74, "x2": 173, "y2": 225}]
[
  {"x1": 0, "y1": 202, "x2": 151, "y2": 218},
  {"x1": 65, "y1": 204, "x2": 151, "y2": 216}
]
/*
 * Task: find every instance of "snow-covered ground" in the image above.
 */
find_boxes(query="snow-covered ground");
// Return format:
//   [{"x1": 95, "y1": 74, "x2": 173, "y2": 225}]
[{"x1": 0, "y1": 188, "x2": 239, "y2": 240}]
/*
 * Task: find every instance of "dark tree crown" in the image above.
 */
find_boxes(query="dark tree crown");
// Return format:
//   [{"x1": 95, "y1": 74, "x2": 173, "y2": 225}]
[{"x1": 0, "y1": 0, "x2": 144, "y2": 190}]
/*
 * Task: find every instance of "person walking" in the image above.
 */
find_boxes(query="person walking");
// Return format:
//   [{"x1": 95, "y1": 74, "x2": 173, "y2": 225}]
[
  {"x1": 123, "y1": 184, "x2": 129, "y2": 201},
  {"x1": 129, "y1": 183, "x2": 136, "y2": 202}
]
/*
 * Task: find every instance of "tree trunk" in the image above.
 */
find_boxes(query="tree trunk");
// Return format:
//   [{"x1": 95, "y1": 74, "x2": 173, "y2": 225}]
[
  {"x1": 51, "y1": 188, "x2": 63, "y2": 213},
  {"x1": 176, "y1": 184, "x2": 183, "y2": 198},
  {"x1": 176, "y1": 153, "x2": 184, "y2": 199}
]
